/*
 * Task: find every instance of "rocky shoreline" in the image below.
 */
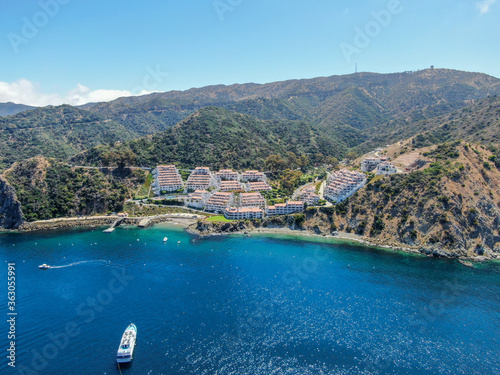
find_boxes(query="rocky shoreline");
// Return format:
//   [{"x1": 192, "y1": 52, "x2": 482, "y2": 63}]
[
  {"x1": 187, "y1": 219, "x2": 497, "y2": 262},
  {"x1": 9, "y1": 214, "x2": 203, "y2": 232},
  {"x1": 3, "y1": 214, "x2": 496, "y2": 263},
  {"x1": 17, "y1": 216, "x2": 116, "y2": 231}
]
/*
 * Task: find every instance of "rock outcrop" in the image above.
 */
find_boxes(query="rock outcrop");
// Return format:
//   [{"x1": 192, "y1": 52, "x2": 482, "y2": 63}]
[{"x1": 0, "y1": 176, "x2": 24, "y2": 229}]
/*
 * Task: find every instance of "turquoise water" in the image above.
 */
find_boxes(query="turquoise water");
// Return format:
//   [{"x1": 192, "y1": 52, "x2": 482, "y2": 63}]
[{"x1": 0, "y1": 224, "x2": 499, "y2": 374}]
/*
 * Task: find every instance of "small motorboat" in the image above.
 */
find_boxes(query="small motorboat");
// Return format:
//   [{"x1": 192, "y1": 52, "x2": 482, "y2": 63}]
[
  {"x1": 38, "y1": 264, "x2": 51, "y2": 269},
  {"x1": 163, "y1": 237, "x2": 168, "y2": 242},
  {"x1": 459, "y1": 260, "x2": 475, "y2": 268}
]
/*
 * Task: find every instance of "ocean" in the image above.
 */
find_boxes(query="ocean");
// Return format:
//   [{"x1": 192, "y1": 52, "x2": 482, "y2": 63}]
[{"x1": 1, "y1": 224, "x2": 499, "y2": 374}]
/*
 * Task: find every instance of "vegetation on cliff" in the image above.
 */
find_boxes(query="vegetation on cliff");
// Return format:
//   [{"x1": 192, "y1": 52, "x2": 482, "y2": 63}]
[
  {"x1": 356, "y1": 94, "x2": 500, "y2": 154},
  {"x1": 327, "y1": 142, "x2": 499, "y2": 258},
  {"x1": 0, "y1": 176, "x2": 24, "y2": 229},
  {"x1": 192, "y1": 141, "x2": 500, "y2": 259},
  {"x1": 90, "y1": 69, "x2": 500, "y2": 134},
  {"x1": 4, "y1": 157, "x2": 146, "y2": 221}
]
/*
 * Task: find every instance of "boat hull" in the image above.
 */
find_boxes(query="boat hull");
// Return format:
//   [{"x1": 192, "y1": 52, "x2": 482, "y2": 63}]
[
  {"x1": 116, "y1": 323, "x2": 137, "y2": 364},
  {"x1": 116, "y1": 357, "x2": 133, "y2": 364}
]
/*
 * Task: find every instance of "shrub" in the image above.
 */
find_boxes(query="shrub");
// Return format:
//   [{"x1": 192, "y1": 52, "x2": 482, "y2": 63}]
[
  {"x1": 294, "y1": 214, "x2": 306, "y2": 226},
  {"x1": 439, "y1": 213, "x2": 448, "y2": 224},
  {"x1": 370, "y1": 215, "x2": 385, "y2": 236}
]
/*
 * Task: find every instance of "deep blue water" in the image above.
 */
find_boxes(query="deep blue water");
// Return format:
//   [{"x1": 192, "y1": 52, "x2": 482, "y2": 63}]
[{"x1": 0, "y1": 224, "x2": 499, "y2": 375}]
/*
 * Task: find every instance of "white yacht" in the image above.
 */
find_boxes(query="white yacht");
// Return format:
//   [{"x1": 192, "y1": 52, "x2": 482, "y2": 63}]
[
  {"x1": 116, "y1": 323, "x2": 137, "y2": 364},
  {"x1": 38, "y1": 264, "x2": 51, "y2": 269}
]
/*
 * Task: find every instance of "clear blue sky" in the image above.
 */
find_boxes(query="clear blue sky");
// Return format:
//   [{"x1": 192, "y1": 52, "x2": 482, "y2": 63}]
[{"x1": 1, "y1": 0, "x2": 499, "y2": 105}]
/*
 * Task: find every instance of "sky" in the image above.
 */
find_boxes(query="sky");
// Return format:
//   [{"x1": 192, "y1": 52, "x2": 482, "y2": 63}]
[{"x1": 0, "y1": 0, "x2": 499, "y2": 106}]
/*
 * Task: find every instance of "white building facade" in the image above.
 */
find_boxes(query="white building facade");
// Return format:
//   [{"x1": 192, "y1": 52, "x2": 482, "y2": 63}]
[{"x1": 324, "y1": 169, "x2": 366, "y2": 203}]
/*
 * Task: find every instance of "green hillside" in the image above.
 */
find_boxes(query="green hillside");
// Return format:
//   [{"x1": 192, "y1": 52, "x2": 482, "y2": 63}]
[
  {"x1": 3, "y1": 156, "x2": 146, "y2": 221},
  {"x1": 72, "y1": 107, "x2": 346, "y2": 170},
  {"x1": 0, "y1": 105, "x2": 136, "y2": 170},
  {"x1": 355, "y1": 95, "x2": 500, "y2": 155},
  {"x1": 1, "y1": 69, "x2": 498, "y2": 172},
  {"x1": 409, "y1": 96, "x2": 500, "y2": 147}
]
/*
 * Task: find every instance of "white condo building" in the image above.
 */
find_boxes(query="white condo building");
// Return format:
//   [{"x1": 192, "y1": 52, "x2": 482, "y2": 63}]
[
  {"x1": 241, "y1": 170, "x2": 266, "y2": 182},
  {"x1": 247, "y1": 181, "x2": 272, "y2": 192},
  {"x1": 324, "y1": 169, "x2": 366, "y2": 203},
  {"x1": 224, "y1": 207, "x2": 264, "y2": 220},
  {"x1": 267, "y1": 201, "x2": 304, "y2": 216},
  {"x1": 216, "y1": 169, "x2": 239, "y2": 181},
  {"x1": 298, "y1": 186, "x2": 320, "y2": 205},
  {"x1": 361, "y1": 157, "x2": 389, "y2": 172},
  {"x1": 219, "y1": 180, "x2": 244, "y2": 191},
  {"x1": 187, "y1": 167, "x2": 216, "y2": 191},
  {"x1": 240, "y1": 192, "x2": 266, "y2": 208},
  {"x1": 205, "y1": 192, "x2": 233, "y2": 213},
  {"x1": 185, "y1": 190, "x2": 210, "y2": 209},
  {"x1": 376, "y1": 162, "x2": 398, "y2": 175},
  {"x1": 152, "y1": 165, "x2": 183, "y2": 194}
]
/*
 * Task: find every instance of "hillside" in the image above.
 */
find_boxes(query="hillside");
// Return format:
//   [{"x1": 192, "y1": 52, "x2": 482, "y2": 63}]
[
  {"x1": 192, "y1": 141, "x2": 500, "y2": 259},
  {"x1": 356, "y1": 95, "x2": 500, "y2": 154},
  {"x1": 0, "y1": 69, "x2": 498, "y2": 172},
  {"x1": 3, "y1": 157, "x2": 146, "y2": 222},
  {"x1": 88, "y1": 69, "x2": 500, "y2": 140},
  {"x1": 408, "y1": 96, "x2": 500, "y2": 148},
  {"x1": 322, "y1": 142, "x2": 500, "y2": 258},
  {"x1": 0, "y1": 105, "x2": 136, "y2": 169},
  {"x1": 0, "y1": 175, "x2": 23, "y2": 229},
  {"x1": 72, "y1": 107, "x2": 346, "y2": 170}
]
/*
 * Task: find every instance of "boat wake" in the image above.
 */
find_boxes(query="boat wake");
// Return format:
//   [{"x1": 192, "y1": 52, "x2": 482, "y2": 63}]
[{"x1": 49, "y1": 260, "x2": 115, "y2": 269}]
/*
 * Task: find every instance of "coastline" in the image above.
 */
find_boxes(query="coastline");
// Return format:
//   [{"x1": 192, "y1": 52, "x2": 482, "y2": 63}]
[
  {"x1": 3, "y1": 215, "x2": 496, "y2": 263},
  {"x1": 186, "y1": 222, "x2": 498, "y2": 262},
  {"x1": 4, "y1": 214, "x2": 203, "y2": 233},
  {"x1": 188, "y1": 225, "x2": 426, "y2": 259}
]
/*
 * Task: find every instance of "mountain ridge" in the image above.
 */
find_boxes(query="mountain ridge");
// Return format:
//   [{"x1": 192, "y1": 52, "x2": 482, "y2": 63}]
[
  {"x1": 0, "y1": 102, "x2": 36, "y2": 117},
  {"x1": 87, "y1": 68, "x2": 500, "y2": 140}
]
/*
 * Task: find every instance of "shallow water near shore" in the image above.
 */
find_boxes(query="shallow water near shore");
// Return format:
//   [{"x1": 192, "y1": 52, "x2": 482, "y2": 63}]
[{"x1": 1, "y1": 225, "x2": 499, "y2": 374}]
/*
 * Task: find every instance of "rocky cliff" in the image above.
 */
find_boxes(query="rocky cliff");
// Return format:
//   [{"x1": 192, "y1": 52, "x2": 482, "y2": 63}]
[
  {"x1": 0, "y1": 176, "x2": 24, "y2": 229},
  {"x1": 190, "y1": 142, "x2": 500, "y2": 261},
  {"x1": 3, "y1": 156, "x2": 145, "y2": 222},
  {"x1": 333, "y1": 142, "x2": 500, "y2": 259}
]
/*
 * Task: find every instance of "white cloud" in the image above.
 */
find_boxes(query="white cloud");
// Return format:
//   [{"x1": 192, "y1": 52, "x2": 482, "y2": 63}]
[
  {"x1": 477, "y1": 0, "x2": 497, "y2": 14},
  {"x1": 0, "y1": 79, "x2": 153, "y2": 107}
]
